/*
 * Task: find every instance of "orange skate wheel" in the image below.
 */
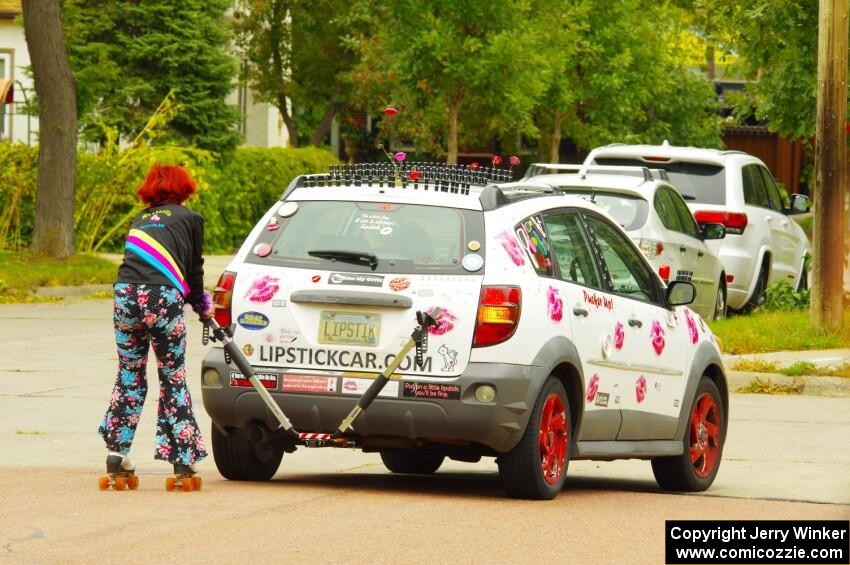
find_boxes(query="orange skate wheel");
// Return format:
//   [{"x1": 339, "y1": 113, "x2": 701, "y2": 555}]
[
  {"x1": 191, "y1": 476, "x2": 202, "y2": 491},
  {"x1": 98, "y1": 476, "x2": 110, "y2": 491},
  {"x1": 127, "y1": 474, "x2": 139, "y2": 490},
  {"x1": 113, "y1": 476, "x2": 126, "y2": 490},
  {"x1": 165, "y1": 476, "x2": 176, "y2": 492},
  {"x1": 180, "y1": 477, "x2": 193, "y2": 492}
]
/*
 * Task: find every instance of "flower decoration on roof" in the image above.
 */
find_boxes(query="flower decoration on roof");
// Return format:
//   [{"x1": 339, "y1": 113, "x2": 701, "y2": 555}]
[
  {"x1": 394, "y1": 151, "x2": 406, "y2": 162},
  {"x1": 409, "y1": 170, "x2": 422, "y2": 181},
  {"x1": 469, "y1": 162, "x2": 480, "y2": 171},
  {"x1": 492, "y1": 155, "x2": 503, "y2": 167},
  {"x1": 383, "y1": 106, "x2": 398, "y2": 117}
]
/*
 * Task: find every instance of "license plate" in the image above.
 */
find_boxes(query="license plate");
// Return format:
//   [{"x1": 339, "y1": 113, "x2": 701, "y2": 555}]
[{"x1": 318, "y1": 310, "x2": 381, "y2": 346}]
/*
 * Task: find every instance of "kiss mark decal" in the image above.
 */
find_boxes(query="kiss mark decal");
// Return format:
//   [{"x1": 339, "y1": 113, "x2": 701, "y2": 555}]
[
  {"x1": 496, "y1": 230, "x2": 525, "y2": 266},
  {"x1": 547, "y1": 286, "x2": 563, "y2": 322},
  {"x1": 650, "y1": 321, "x2": 666, "y2": 355},
  {"x1": 613, "y1": 322, "x2": 625, "y2": 350},
  {"x1": 635, "y1": 375, "x2": 647, "y2": 403},
  {"x1": 684, "y1": 308, "x2": 699, "y2": 345},
  {"x1": 245, "y1": 275, "x2": 280, "y2": 303},
  {"x1": 586, "y1": 374, "x2": 600, "y2": 402}
]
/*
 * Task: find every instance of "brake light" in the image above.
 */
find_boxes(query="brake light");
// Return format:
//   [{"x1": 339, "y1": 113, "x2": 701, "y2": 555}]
[
  {"x1": 658, "y1": 264, "x2": 671, "y2": 282},
  {"x1": 473, "y1": 286, "x2": 521, "y2": 347},
  {"x1": 726, "y1": 274, "x2": 735, "y2": 284},
  {"x1": 694, "y1": 211, "x2": 748, "y2": 235},
  {"x1": 213, "y1": 271, "x2": 236, "y2": 328},
  {"x1": 643, "y1": 156, "x2": 671, "y2": 163},
  {"x1": 639, "y1": 239, "x2": 664, "y2": 257}
]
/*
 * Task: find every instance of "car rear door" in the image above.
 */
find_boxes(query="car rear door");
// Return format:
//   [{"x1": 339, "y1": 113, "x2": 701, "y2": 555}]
[
  {"x1": 653, "y1": 188, "x2": 695, "y2": 286},
  {"x1": 760, "y1": 167, "x2": 802, "y2": 285},
  {"x1": 667, "y1": 188, "x2": 716, "y2": 316}
]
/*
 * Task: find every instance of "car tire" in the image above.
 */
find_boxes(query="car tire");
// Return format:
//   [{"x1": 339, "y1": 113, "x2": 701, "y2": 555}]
[
  {"x1": 651, "y1": 377, "x2": 725, "y2": 492},
  {"x1": 713, "y1": 281, "x2": 727, "y2": 320},
  {"x1": 797, "y1": 266, "x2": 808, "y2": 292},
  {"x1": 744, "y1": 262, "x2": 769, "y2": 312},
  {"x1": 379, "y1": 450, "x2": 445, "y2": 474},
  {"x1": 211, "y1": 425, "x2": 283, "y2": 481},
  {"x1": 497, "y1": 377, "x2": 570, "y2": 500}
]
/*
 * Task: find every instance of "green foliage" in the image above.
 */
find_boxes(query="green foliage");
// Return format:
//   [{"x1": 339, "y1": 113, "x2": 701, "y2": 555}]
[
  {"x1": 780, "y1": 361, "x2": 817, "y2": 376},
  {"x1": 709, "y1": 309, "x2": 850, "y2": 354},
  {"x1": 761, "y1": 280, "x2": 810, "y2": 312},
  {"x1": 62, "y1": 0, "x2": 241, "y2": 152},
  {"x1": 736, "y1": 376, "x2": 803, "y2": 395},
  {"x1": 0, "y1": 250, "x2": 117, "y2": 303}
]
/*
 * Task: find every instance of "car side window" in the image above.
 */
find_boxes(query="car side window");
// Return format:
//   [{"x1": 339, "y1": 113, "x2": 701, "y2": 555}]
[
  {"x1": 668, "y1": 189, "x2": 701, "y2": 238},
  {"x1": 760, "y1": 167, "x2": 786, "y2": 211},
  {"x1": 653, "y1": 189, "x2": 683, "y2": 232},
  {"x1": 515, "y1": 215, "x2": 554, "y2": 277},
  {"x1": 542, "y1": 212, "x2": 603, "y2": 289},
  {"x1": 583, "y1": 213, "x2": 663, "y2": 305},
  {"x1": 743, "y1": 165, "x2": 769, "y2": 208}
]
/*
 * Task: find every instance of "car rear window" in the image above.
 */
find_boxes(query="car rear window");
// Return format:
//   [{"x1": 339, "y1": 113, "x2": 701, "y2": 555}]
[
  {"x1": 252, "y1": 200, "x2": 484, "y2": 275},
  {"x1": 556, "y1": 189, "x2": 649, "y2": 231},
  {"x1": 593, "y1": 157, "x2": 726, "y2": 205}
]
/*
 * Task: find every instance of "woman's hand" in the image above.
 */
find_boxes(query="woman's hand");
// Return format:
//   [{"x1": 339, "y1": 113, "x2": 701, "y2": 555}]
[{"x1": 192, "y1": 289, "x2": 214, "y2": 320}]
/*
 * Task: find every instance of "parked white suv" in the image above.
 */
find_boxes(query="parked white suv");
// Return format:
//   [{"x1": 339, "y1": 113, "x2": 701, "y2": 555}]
[
  {"x1": 584, "y1": 144, "x2": 810, "y2": 311},
  {"x1": 202, "y1": 162, "x2": 728, "y2": 500},
  {"x1": 520, "y1": 165, "x2": 728, "y2": 319}
]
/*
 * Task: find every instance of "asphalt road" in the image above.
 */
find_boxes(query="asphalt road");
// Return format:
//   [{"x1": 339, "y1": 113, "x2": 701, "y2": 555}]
[{"x1": 1, "y1": 299, "x2": 848, "y2": 563}]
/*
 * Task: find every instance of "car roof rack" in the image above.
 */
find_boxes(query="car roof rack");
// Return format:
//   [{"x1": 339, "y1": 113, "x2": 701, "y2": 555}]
[
  {"x1": 478, "y1": 184, "x2": 556, "y2": 210},
  {"x1": 282, "y1": 162, "x2": 514, "y2": 199},
  {"x1": 523, "y1": 163, "x2": 659, "y2": 182}
]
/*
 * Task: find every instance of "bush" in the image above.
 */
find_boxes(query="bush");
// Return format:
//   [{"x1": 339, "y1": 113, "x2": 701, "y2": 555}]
[{"x1": 761, "y1": 280, "x2": 810, "y2": 312}]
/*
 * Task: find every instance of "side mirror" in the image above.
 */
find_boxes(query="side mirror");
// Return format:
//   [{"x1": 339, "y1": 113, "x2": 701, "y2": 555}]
[
  {"x1": 700, "y1": 222, "x2": 726, "y2": 240},
  {"x1": 788, "y1": 193, "x2": 810, "y2": 215},
  {"x1": 666, "y1": 281, "x2": 696, "y2": 306}
]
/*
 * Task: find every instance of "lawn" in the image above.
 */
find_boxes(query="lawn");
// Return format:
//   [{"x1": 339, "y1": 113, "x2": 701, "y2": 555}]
[
  {"x1": 708, "y1": 309, "x2": 850, "y2": 354},
  {"x1": 0, "y1": 250, "x2": 117, "y2": 303}
]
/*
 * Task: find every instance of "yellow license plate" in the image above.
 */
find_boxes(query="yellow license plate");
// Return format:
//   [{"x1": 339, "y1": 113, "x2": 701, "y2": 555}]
[{"x1": 318, "y1": 311, "x2": 381, "y2": 347}]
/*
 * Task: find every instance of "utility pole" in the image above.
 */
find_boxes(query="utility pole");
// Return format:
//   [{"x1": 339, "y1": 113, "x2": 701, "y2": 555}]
[{"x1": 812, "y1": 0, "x2": 848, "y2": 331}]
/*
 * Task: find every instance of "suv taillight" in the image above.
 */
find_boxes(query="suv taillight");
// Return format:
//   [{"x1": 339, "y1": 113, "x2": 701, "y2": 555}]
[
  {"x1": 473, "y1": 286, "x2": 521, "y2": 347},
  {"x1": 213, "y1": 271, "x2": 236, "y2": 328},
  {"x1": 694, "y1": 211, "x2": 748, "y2": 235}
]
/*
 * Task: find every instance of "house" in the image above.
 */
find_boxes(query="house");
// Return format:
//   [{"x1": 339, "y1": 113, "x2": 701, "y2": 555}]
[{"x1": 0, "y1": 0, "x2": 289, "y2": 148}]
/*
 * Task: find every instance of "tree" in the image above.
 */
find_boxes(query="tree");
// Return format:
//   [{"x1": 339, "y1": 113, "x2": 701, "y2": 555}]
[
  {"x1": 349, "y1": 0, "x2": 552, "y2": 163},
  {"x1": 233, "y1": 0, "x2": 354, "y2": 147},
  {"x1": 62, "y1": 0, "x2": 241, "y2": 152},
  {"x1": 23, "y1": 0, "x2": 77, "y2": 258}
]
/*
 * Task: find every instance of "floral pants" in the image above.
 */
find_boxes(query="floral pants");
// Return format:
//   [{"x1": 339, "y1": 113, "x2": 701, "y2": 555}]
[{"x1": 98, "y1": 283, "x2": 207, "y2": 465}]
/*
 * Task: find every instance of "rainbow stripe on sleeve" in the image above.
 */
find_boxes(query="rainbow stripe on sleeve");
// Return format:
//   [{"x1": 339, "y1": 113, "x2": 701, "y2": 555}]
[{"x1": 125, "y1": 229, "x2": 189, "y2": 296}]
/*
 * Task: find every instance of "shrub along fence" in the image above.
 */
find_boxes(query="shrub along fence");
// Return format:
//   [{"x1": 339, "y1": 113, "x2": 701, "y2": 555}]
[{"x1": 0, "y1": 143, "x2": 338, "y2": 254}]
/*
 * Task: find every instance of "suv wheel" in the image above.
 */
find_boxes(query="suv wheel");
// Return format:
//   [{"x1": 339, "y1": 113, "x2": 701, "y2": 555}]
[
  {"x1": 713, "y1": 281, "x2": 727, "y2": 320},
  {"x1": 744, "y1": 262, "x2": 769, "y2": 312},
  {"x1": 797, "y1": 266, "x2": 808, "y2": 292},
  {"x1": 380, "y1": 450, "x2": 444, "y2": 474},
  {"x1": 497, "y1": 377, "x2": 570, "y2": 500},
  {"x1": 211, "y1": 425, "x2": 283, "y2": 481},
  {"x1": 651, "y1": 377, "x2": 725, "y2": 491}
]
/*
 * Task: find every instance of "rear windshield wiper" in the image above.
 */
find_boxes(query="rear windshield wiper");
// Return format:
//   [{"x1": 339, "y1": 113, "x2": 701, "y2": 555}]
[
  {"x1": 308, "y1": 249, "x2": 379, "y2": 270},
  {"x1": 680, "y1": 193, "x2": 697, "y2": 201}
]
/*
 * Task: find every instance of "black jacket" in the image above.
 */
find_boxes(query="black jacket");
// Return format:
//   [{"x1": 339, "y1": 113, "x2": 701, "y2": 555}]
[{"x1": 116, "y1": 203, "x2": 205, "y2": 307}]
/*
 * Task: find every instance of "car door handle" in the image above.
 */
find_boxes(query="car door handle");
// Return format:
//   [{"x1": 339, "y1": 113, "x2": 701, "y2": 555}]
[
  {"x1": 628, "y1": 318, "x2": 643, "y2": 328},
  {"x1": 573, "y1": 307, "x2": 589, "y2": 317},
  {"x1": 679, "y1": 246, "x2": 687, "y2": 253},
  {"x1": 698, "y1": 251, "x2": 705, "y2": 258},
  {"x1": 781, "y1": 220, "x2": 789, "y2": 227}
]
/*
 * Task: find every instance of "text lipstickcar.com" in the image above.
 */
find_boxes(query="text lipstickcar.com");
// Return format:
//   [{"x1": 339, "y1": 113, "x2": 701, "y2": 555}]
[{"x1": 665, "y1": 520, "x2": 849, "y2": 564}]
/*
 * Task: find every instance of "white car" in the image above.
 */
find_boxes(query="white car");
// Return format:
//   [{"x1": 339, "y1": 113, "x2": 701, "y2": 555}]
[
  {"x1": 584, "y1": 143, "x2": 810, "y2": 311},
  {"x1": 201, "y1": 162, "x2": 728, "y2": 500},
  {"x1": 519, "y1": 165, "x2": 728, "y2": 319}
]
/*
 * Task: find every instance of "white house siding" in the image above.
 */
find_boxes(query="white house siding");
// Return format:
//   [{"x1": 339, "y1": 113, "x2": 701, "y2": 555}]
[{"x1": 0, "y1": 18, "x2": 38, "y2": 145}]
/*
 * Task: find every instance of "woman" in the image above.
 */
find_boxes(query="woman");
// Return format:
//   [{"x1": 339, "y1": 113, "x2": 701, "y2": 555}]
[{"x1": 99, "y1": 164, "x2": 212, "y2": 483}]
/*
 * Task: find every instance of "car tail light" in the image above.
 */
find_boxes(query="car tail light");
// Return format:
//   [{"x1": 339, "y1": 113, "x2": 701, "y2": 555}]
[
  {"x1": 643, "y1": 156, "x2": 671, "y2": 163},
  {"x1": 213, "y1": 271, "x2": 236, "y2": 328},
  {"x1": 473, "y1": 286, "x2": 521, "y2": 347},
  {"x1": 658, "y1": 264, "x2": 671, "y2": 282},
  {"x1": 726, "y1": 274, "x2": 735, "y2": 284},
  {"x1": 639, "y1": 238, "x2": 664, "y2": 258},
  {"x1": 694, "y1": 211, "x2": 748, "y2": 235}
]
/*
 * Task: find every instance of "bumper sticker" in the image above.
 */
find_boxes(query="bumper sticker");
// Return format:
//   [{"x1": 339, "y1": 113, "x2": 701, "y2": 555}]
[
  {"x1": 341, "y1": 377, "x2": 399, "y2": 398},
  {"x1": 402, "y1": 381, "x2": 461, "y2": 400},
  {"x1": 230, "y1": 371, "x2": 278, "y2": 389},
  {"x1": 281, "y1": 374, "x2": 337, "y2": 394}
]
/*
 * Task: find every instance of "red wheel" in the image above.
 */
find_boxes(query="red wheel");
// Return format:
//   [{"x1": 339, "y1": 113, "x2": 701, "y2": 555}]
[
  {"x1": 191, "y1": 476, "x2": 202, "y2": 491},
  {"x1": 538, "y1": 393, "x2": 568, "y2": 485},
  {"x1": 689, "y1": 393, "x2": 721, "y2": 478},
  {"x1": 181, "y1": 478, "x2": 193, "y2": 492},
  {"x1": 98, "y1": 476, "x2": 110, "y2": 491},
  {"x1": 165, "y1": 477, "x2": 176, "y2": 492},
  {"x1": 127, "y1": 474, "x2": 140, "y2": 490},
  {"x1": 112, "y1": 476, "x2": 126, "y2": 491}
]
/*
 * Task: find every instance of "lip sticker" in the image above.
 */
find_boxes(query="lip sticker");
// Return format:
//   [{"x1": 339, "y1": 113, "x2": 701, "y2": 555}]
[
  {"x1": 650, "y1": 321, "x2": 666, "y2": 355},
  {"x1": 636, "y1": 375, "x2": 647, "y2": 403},
  {"x1": 253, "y1": 243, "x2": 272, "y2": 257},
  {"x1": 311, "y1": 275, "x2": 321, "y2": 283},
  {"x1": 277, "y1": 201, "x2": 298, "y2": 217},
  {"x1": 267, "y1": 217, "x2": 280, "y2": 231},
  {"x1": 389, "y1": 276, "x2": 411, "y2": 291},
  {"x1": 586, "y1": 374, "x2": 599, "y2": 402},
  {"x1": 426, "y1": 307, "x2": 458, "y2": 336},
  {"x1": 614, "y1": 322, "x2": 625, "y2": 350},
  {"x1": 245, "y1": 275, "x2": 280, "y2": 303},
  {"x1": 547, "y1": 286, "x2": 563, "y2": 322},
  {"x1": 496, "y1": 230, "x2": 525, "y2": 266},
  {"x1": 683, "y1": 308, "x2": 699, "y2": 344},
  {"x1": 462, "y1": 253, "x2": 484, "y2": 272}
]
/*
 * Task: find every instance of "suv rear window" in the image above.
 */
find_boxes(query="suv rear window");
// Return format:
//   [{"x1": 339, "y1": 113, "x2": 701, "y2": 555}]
[
  {"x1": 254, "y1": 200, "x2": 483, "y2": 275},
  {"x1": 556, "y1": 190, "x2": 648, "y2": 231},
  {"x1": 593, "y1": 157, "x2": 726, "y2": 205}
]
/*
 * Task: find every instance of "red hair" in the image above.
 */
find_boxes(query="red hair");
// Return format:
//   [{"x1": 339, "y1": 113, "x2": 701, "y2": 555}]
[{"x1": 136, "y1": 164, "x2": 197, "y2": 206}]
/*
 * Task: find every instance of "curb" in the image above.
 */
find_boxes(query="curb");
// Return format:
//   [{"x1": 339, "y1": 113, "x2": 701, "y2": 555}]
[{"x1": 727, "y1": 370, "x2": 850, "y2": 397}]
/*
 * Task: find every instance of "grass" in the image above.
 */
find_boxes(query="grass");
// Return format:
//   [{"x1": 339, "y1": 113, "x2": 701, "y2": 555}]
[
  {"x1": 0, "y1": 250, "x2": 117, "y2": 303},
  {"x1": 779, "y1": 361, "x2": 850, "y2": 378},
  {"x1": 729, "y1": 358, "x2": 780, "y2": 373},
  {"x1": 709, "y1": 309, "x2": 850, "y2": 354},
  {"x1": 736, "y1": 377, "x2": 804, "y2": 395},
  {"x1": 15, "y1": 430, "x2": 46, "y2": 435}
]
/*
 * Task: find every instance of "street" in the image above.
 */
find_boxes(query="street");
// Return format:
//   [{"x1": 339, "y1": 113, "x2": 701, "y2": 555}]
[{"x1": 1, "y1": 299, "x2": 848, "y2": 563}]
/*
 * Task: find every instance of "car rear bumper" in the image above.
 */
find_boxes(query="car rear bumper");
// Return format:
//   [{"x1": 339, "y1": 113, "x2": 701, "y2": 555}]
[{"x1": 200, "y1": 347, "x2": 546, "y2": 453}]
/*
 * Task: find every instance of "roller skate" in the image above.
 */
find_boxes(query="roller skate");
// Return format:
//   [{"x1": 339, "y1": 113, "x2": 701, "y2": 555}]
[
  {"x1": 165, "y1": 463, "x2": 202, "y2": 492},
  {"x1": 98, "y1": 452, "x2": 139, "y2": 491}
]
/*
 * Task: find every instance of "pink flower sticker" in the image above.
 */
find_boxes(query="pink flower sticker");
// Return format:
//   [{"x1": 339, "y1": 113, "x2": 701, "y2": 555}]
[
  {"x1": 426, "y1": 307, "x2": 458, "y2": 336},
  {"x1": 650, "y1": 321, "x2": 666, "y2": 355},
  {"x1": 636, "y1": 375, "x2": 647, "y2": 403},
  {"x1": 614, "y1": 322, "x2": 625, "y2": 350},
  {"x1": 496, "y1": 230, "x2": 525, "y2": 266},
  {"x1": 547, "y1": 286, "x2": 563, "y2": 322},
  {"x1": 684, "y1": 308, "x2": 699, "y2": 345},
  {"x1": 586, "y1": 374, "x2": 599, "y2": 402},
  {"x1": 245, "y1": 275, "x2": 280, "y2": 303}
]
